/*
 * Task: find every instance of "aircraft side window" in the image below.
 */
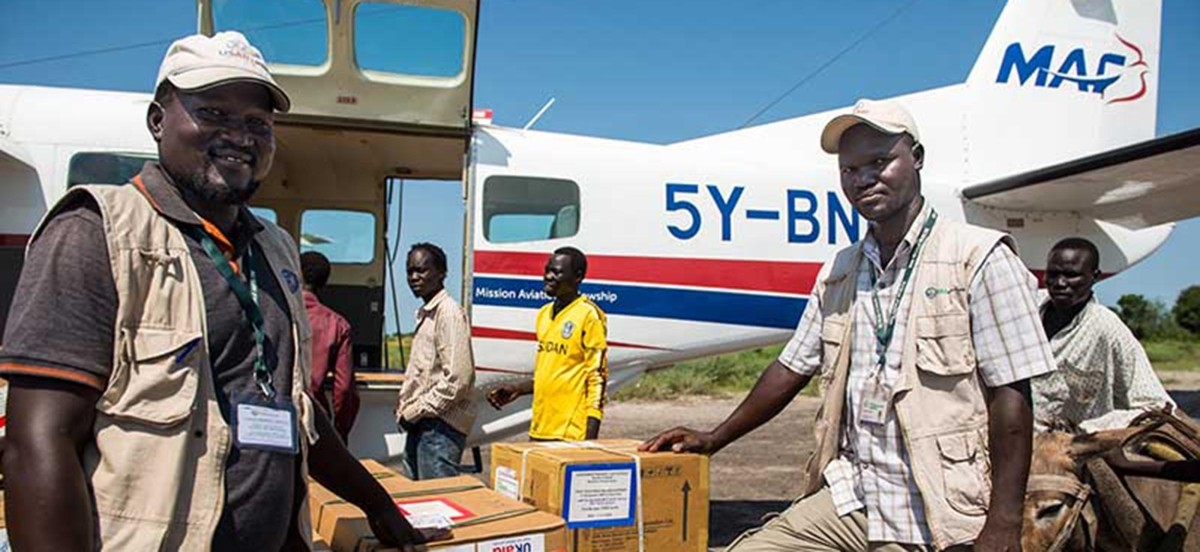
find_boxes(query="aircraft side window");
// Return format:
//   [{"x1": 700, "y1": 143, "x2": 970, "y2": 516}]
[
  {"x1": 300, "y1": 209, "x2": 376, "y2": 264},
  {"x1": 212, "y1": 0, "x2": 328, "y2": 67},
  {"x1": 355, "y1": 2, "x2": 466, "y2": 79},
  {"x1": 249, "y1": 207, "x2": 277, "y2": 224},
  {"x1": 483, "y1": 176, "x2": 580, "y2": 244},
  {"x1": 67, "y1": 152, "x2": 155, "y2": 187},
  {"x1": 553, "y1": 205, "x2": 579, "y2": 238}
]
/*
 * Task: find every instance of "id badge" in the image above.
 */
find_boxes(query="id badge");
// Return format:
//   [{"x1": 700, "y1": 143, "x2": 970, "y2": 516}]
[
  {"x1": 859, "y1": 378, "x2": 891, "y2": 426},
  {"x1": 231, "y1": 392, "x2": 299, "y2": 455}
]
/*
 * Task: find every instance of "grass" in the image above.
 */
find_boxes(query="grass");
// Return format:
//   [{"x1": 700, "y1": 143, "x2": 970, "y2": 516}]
[
  {"x1": 1145, "y1": 338, "x2": 1200, "y2": 372},
  {"x1": 612, "y1": 344, "x2": 822, "y2": 401},
  {"x1": 381, "y1": 330, "x2": 1200, "y2": 397},
  {"x1": 611, "y1": 337, "x2": 1200, "y2": 401},
  {"x1": 382, "y1": 334, "x2": 414, "y2": 370}
]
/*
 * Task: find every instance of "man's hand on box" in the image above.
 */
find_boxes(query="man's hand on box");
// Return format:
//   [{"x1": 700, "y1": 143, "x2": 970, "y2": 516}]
[
  {"x1": 367, "y1": 506, "x2": 452, "y2": 551},
  {"x1": 639, "y1": 427, "x2": 719, "y2": 454},
  {"x1": 417, "y1": 527, "x2": 453, "y2": 544}
]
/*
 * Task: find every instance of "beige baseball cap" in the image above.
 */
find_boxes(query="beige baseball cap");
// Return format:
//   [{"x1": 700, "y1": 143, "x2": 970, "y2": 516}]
[
  {"x1": 819, "y1": 98, "x2": 919, "y2": 154},
  {"x1": 155, "y1": 31, "x2": 291, "y2": 113}
]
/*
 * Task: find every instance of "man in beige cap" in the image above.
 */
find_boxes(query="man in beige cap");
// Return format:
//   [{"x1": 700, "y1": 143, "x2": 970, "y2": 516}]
[
  {"x1": 1, "y1": 32, "x2": 444, "y2": 551},
  {"x1": 643, "y1": 99, "x2": 1054, "y2": 551}
]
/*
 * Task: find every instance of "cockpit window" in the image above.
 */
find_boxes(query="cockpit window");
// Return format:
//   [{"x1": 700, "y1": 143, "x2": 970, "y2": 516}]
[
  {"x1": 483, "y1": 176, "x2": 580, "y2": 244},
  {"x1": 300, "y1": 209, "x2": 376, "y2": 264},
  {"x1": 67, "y1": 152, "x2": 155, "y2": 187},
  {"x1": 354, "y1": 2, "x2": 466, "y2": 79},
  {"x1": 212, "y1": 0, "x2": 328, "y2": 67}
]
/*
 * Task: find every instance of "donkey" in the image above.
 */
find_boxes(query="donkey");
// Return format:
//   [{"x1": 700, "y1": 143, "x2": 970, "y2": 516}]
[{"x1": 1022, "y1": 414, "x2": 1200, "y2": 551}]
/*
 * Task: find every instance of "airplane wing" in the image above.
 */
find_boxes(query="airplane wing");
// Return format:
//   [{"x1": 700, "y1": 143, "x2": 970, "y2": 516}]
[
  {"x1": 961, "y1": 128, "x2": 1200, "y2": 230},
  {"x1": 0, "y1": 133, "x2": 37, "y2": 170}
]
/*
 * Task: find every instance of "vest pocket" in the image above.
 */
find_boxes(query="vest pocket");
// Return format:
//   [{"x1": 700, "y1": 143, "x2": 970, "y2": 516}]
[
  {"x1": 820, "y1": 316, "x2": 847, "y2": 346},
  {"x1": 936, "y1": 431, "x2": 991, "y2": 516},
  {"x1": 818, "y1": 315, "x2": 848, "y2": 390},
  {"x1": 914, "y1": 314, "x2": 975, "y2": 376},
  {"x1": 95, "y1": 514, "x2": 171, "y2": 551},
  {"x1": 292, "y1": 315, "x2": 319, "y2": 446},
  {"x1": 101, "y1": 328, "x2": 201, "y2": 426}
]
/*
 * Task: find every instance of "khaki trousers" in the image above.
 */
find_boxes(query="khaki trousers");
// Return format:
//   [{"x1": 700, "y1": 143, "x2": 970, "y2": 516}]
[{"x1": 727, "y1": 488, "x2": 957, "y2": 552}]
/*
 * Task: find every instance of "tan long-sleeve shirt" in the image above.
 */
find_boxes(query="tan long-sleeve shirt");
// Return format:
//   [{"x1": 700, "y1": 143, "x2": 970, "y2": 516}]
[{"x1": 396, "y1": 290, "x2": 477, "y2": 435}]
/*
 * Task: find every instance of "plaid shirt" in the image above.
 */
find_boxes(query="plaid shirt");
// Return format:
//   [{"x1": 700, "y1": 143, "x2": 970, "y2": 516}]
[
  {"x1": 779, "y1": 203, "x2": 1056, "y2": 544},
  {"x1": 1032, "y1": 295, "x2": 1173, "y2": 432}
]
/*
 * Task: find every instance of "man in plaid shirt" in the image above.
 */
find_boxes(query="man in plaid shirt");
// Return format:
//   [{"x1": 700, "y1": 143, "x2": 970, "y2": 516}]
[{"x1": 643, "y1": 99, "x2": 1055, "y2": 551}]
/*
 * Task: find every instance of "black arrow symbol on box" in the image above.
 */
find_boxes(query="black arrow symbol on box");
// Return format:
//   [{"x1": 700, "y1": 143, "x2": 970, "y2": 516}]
[{"x1": 681, "y1": 480, "x2": 692, "y2": 542}]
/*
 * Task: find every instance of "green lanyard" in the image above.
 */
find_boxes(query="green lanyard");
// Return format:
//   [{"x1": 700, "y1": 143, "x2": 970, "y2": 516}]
[
  {"x1": 183, "y1": 225, "x2": 275, "y2": 400},
  {"x1": 868, "y1": 209, "x2": 938, "y2": 372}
]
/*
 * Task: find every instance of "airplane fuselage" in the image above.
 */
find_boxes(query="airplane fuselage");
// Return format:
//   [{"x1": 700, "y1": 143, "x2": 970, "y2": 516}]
[{"x1": 0, "y1": 0, "x2": 1187, "y2": 458}]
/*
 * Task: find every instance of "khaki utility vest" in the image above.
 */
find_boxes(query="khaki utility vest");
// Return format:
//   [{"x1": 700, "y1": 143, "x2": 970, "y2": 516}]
[
  {"x1": 31, "y1": 184, "x2": 318, "y2": 551},
  {"x1": 801, "y1": 217, "x2": 1013, "y2": 550}
]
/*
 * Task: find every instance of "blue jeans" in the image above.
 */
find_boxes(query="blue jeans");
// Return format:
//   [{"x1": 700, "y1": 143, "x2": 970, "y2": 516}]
[{"x1": 400, "y1": 417, "x2": 466, "y2": 480}]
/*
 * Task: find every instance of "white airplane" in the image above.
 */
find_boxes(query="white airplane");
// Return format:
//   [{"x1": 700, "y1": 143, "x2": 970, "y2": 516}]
[{"x1": 0, "y1": 0, "x2": 1198, "y2": 462}]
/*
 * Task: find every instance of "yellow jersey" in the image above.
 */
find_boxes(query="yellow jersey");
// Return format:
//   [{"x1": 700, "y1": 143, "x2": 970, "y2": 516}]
[{"x1": 529, "y1": 295, "x2": 608, "y2": 441}]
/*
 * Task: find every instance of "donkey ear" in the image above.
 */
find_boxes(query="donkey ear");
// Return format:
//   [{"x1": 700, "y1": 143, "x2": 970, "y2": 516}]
[{"x1": 1068, "y1": 428, "x2": 1139, "y2": 461}]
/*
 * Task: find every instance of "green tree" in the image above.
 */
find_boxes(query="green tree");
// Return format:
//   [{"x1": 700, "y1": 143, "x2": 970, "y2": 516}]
[
  {"x1": 1174, "y1": 286, "x2": 1200, "y2": 335},
  {"x1": 1118, "y1": 293, "x2": 1165, "y2": 339}
]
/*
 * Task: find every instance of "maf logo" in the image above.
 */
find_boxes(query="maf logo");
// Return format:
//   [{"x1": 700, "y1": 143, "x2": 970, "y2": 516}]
[{"x1": 994, "y1": 33, "x2": 1149, "y2": 104}]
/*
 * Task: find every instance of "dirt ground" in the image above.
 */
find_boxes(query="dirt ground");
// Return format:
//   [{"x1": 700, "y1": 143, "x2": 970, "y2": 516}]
[
  {"x1": 474, "y1": 372, "x2": 1200, "y2": 550},
  {"x1": 600, "y1": 396, "x2": 816, "y2": 548},
  {"x1": 471, "y1": 395, "x2": 816, "y2": 549}
]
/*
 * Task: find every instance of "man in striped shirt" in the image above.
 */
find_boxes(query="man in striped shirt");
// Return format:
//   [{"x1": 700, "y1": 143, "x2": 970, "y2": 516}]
[{"x1": 395, "y1": 243, "x2": 477, "y2": 479}]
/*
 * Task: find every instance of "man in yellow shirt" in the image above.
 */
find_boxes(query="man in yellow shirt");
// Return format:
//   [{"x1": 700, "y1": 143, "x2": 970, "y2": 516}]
[{"x1": 487, "y1": 247, "x2": 608, "y2": 440}]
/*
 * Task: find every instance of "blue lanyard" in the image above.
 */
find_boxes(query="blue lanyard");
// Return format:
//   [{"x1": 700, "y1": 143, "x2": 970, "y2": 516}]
[
  {"x1": 183, "y1": 225, "x2": 275, "y2": 400},
  {"x1": 867, "y1": 210, "x2": 938, "y2": 371}
]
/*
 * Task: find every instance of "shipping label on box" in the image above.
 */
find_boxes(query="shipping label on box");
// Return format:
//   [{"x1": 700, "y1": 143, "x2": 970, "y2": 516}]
[
  {"x1": 490, "y1": 439, "x2": 709, "y2": 552},
  {"x1": 561, "y1": 463, "x2": 637, "y2": 529},
  {"x1": 396, "y1": 496, "x2": 473, "y2": 529},
  {"x1": 477, "y1": 533, "x2": 545, "y2": 552},
  {"x1": 494, "y1": 465, "x2": 520, "y2": 500}
]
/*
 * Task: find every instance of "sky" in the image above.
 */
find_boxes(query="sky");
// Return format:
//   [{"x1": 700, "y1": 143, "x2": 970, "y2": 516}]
[{"x1": 1, "y1": 0, "x2": 1198, "y2": 333}]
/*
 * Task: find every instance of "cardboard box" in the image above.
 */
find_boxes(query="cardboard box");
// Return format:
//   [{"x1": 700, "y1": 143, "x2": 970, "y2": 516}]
[
  {"x1": 310, "y1": 462, "x2": 568, "y2": 551},
  {"x1": 490, "y1": 439, "x2": 709, "y2": 552}
]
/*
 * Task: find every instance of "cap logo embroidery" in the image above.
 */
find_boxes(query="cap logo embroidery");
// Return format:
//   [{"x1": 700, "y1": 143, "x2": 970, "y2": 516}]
[{"x1": 219, "y1": 40, "x2": 257, "y2": 63}]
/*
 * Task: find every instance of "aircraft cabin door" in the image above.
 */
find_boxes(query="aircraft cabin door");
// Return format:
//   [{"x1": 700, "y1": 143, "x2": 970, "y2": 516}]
[
  {"x1": 194, "y1": 0, "x2": 478, "y2": 376},
  {"x1": 198, "y1": 0, "x2": 478, "y2": 139}
]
